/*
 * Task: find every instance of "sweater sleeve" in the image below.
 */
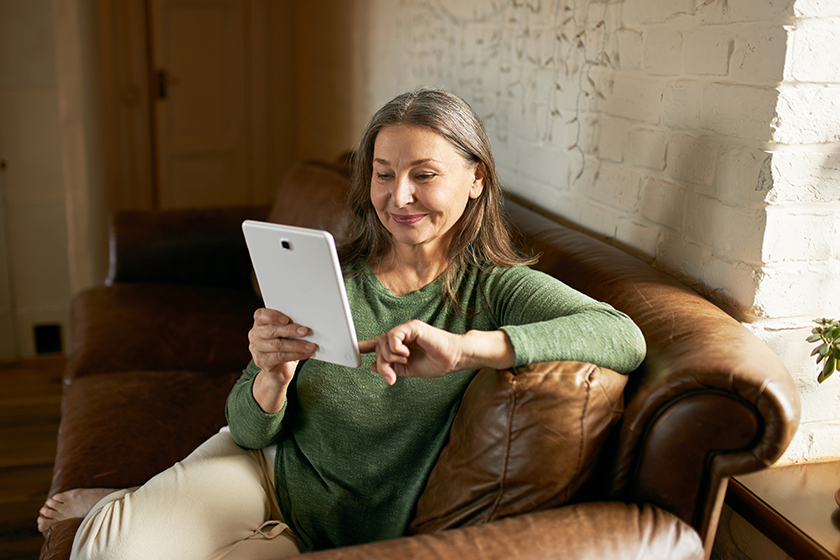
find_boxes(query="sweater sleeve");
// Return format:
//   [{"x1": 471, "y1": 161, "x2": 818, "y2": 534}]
[
  {"x1": 225, "y1": 360, "x2": 289, "y2": 449},
  {"x1": 487, "y1": 266, "x2": 646, "y2": 373}
]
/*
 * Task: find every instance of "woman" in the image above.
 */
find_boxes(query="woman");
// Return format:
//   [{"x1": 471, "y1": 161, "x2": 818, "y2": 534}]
[{"x1": 41, "y1": 88, "x2": 646, "y2": 559}]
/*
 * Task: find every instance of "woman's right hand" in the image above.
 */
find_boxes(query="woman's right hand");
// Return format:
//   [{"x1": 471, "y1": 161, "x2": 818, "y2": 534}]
[{"x1": 248, "y1": 308, "x2": 316, "y2": 412}]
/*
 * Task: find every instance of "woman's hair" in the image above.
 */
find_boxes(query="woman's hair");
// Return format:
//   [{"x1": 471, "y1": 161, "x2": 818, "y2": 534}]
[{"x1": 339, "y1": 88, "x2": 536, "y2": 311}]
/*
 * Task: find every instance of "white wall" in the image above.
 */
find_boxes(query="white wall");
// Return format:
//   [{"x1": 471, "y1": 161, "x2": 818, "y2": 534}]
[
  {"x1": 361, "y1": 0, "x2": 839, "y2": 462},
  {"x1": 0, "y1": 0, "x2": 72, "y2": 358},
  {"x1": 754, "y1": 0, "x2": 840, "y2": 461}
]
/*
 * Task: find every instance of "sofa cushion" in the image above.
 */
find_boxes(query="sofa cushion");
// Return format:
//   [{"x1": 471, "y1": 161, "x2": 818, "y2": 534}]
[
  {"x1": 267, "y1": 161, "x2": 353, "y2": 243},
  {"x1": 67, "y1": 284, "x2": 260, "y2": 380},
  {"x1": 410, "y1": 360, "x2": 628, "y2": 533}
]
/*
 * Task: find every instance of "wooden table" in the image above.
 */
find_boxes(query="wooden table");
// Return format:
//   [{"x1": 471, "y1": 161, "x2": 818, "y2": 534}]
[{"x1": 727, "y1": 461, "x2": 840, "y2": 560}]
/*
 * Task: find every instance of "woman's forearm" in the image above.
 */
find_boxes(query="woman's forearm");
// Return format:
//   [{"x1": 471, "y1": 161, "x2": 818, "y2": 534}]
[{"x1": 459, "y1": 329, "x2": 516, "y2": 371}]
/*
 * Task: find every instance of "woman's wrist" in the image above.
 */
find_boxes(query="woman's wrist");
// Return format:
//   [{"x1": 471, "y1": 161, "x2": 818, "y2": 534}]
[
  {"x1": 459, "y1": 329, "x2": 516, "y2": 371},
  {"x1": 253, "y1": 370, "x2": 290, "y2": 414}
]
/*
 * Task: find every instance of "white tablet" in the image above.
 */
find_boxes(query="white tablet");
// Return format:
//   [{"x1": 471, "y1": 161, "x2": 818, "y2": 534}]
[{"x1": 242, "y1": 220, "x2": 361, "y2": 368}]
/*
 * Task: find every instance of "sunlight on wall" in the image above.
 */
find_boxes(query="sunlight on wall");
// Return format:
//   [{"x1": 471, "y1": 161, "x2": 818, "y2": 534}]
[{"x1": 362, "y1": 0, "x2": 840, "y2": 462}]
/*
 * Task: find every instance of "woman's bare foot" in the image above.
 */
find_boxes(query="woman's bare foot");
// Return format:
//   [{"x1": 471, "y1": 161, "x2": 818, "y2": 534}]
[{"x1": 37, "y1": 488, "x2": 122, "y2": 534}]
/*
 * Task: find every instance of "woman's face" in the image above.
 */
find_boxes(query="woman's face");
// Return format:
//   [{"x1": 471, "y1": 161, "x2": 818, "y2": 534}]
[{"x1": 370, "y1": 125, "x2": 484, "y2": 260}]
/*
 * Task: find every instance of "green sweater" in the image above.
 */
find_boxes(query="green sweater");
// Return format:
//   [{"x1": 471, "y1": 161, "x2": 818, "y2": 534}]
[{"x1": 225, "y1": 264, "x2": 645, "y2": 551}]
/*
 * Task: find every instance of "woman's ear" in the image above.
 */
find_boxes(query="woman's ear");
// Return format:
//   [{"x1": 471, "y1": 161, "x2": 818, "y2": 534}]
[{"x1": 470, "y1": 162, "x2": 486, "y2": 199}]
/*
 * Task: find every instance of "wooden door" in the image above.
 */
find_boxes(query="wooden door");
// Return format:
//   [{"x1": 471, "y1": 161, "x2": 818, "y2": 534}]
[{"x1": 149, "y1": 0, "x2": 254, "y2": 208}]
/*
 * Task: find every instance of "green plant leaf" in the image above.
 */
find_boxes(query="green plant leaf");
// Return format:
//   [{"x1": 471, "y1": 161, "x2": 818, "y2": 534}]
[
  {"x1": 807, "y1": 333, "x2": 824, "y2": 343},
  {"x1": 819, "y1": 356, "x2": 835, "y2": 383},
  {"x1": 819, "y1": 343, "x2": 831, "y2": 357}
]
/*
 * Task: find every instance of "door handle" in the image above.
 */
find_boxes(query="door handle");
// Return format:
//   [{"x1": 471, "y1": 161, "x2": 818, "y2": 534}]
[{"x1": 155, "y1": 69, "x2": 179, "y2": 100}]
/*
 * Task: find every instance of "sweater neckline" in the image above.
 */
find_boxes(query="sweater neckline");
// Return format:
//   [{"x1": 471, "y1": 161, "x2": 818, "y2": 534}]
[{"x1": 362, "y1": 264, "x2": 446, "y2": 299}]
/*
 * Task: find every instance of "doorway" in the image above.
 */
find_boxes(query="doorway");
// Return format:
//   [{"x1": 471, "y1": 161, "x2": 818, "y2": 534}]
[{"x1": 102, "y1": 0, "x2": 269, "y2": 211}]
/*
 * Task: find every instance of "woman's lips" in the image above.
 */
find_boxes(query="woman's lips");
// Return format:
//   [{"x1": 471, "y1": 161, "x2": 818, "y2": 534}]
[{"x1": 390, "y1": 213, "x2": 426, "y2": 225}]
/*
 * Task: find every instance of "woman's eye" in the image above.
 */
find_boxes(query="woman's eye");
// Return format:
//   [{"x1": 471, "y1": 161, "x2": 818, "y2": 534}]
[
  {"x1": 376, "y1": 172, "x2": 392, "y2": 180},
  {"x1": 416, "y1": 173, "x2": 436, "y2": 180}
]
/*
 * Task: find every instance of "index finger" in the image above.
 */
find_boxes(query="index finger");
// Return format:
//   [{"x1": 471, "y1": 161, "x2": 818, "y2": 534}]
[{"x1": 357, "y1": 337, "x2": 378, "y2": 354}]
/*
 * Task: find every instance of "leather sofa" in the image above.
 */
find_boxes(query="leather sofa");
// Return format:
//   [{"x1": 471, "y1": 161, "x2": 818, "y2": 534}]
[{"x1": 41, "y1": 158, "x2": 800, "y2": 560}]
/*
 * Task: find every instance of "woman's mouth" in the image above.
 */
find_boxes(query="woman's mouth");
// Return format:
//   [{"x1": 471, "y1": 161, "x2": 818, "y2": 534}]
[{"x1": 390, "y1": 213, "x2": 426, "y2": 225}]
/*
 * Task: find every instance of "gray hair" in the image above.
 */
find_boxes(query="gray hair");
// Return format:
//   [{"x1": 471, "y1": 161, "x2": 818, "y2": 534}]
[{"x1": 340, "y1": 88, "x2": 534, "y2": 310}]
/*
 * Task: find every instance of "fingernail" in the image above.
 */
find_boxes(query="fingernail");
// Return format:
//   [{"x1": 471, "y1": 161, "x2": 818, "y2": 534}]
[
  {"x1": 304, "y1": 343, "x2": 315, "y2": 351},
  {"x1": 297, "y1": 327, "x2": 307, "y2": 336}
]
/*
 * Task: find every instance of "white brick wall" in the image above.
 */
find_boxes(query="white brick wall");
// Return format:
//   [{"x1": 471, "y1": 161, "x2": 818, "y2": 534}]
[{"x1": 367, "y1": 0, "x2": 840, "y2": 464}]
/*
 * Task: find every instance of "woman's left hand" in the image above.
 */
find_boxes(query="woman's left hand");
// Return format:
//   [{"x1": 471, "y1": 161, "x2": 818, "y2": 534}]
[{"x1": 357, "y1": 320, "x2": 515, "y2": 385}]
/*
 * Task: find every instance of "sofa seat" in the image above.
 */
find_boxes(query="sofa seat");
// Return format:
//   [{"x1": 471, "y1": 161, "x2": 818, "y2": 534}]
[{"x1": 42, "y1": 369, "x2": 240, "y2": 556}]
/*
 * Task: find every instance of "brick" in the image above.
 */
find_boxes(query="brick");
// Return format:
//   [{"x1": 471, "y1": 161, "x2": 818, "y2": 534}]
[
  {"x1": 702, "y1": 82, "x2": 778, "y2": 141},
  {"x1": 559, "y1": 115, "x2": 600, "y2": 156},
  {"x1": 715, "y1": 144, "x2": 773, "y2": 204},
  {"x1": 730, "y1": 25, "x2": 788, "y2": 83},
  {"x1": 552, "y1": 73, "x2": 583, "y2": 112},
  {"x1": 684, "y1": 28, "x2": 732, "y2": 76},
  {"x1": 597, "y1": 116, "x2": 627, "y2": 163},
  {"x1": 787, "y1": 18, "x2": 840, "y2": 83},
  {"x1": 775, "y1": 84, "x2": 840, "y2": 144},
  {"x1": 621, "y1": 0, "x2": 695, "y2": 24},
  {"x1": 769, "y1": 149, "x2": 840, "y2": 203},
  {"x1": 492, "y1": 142, "x2": 519, "y2": 178},
  {"x1": 694, "y1": 0, "x2": 793, "y2": 24},
  {"x1": 516, "y1": 142, "x2": 571, "y2": 185},
  {"x1": 753, "y1": 259, "x2": 840, "y2": 318},
  {"x1": 578, "y1": 200, "x2": 621, "y2": 239},
  {"x1": 666, "y1": 133, "x2": 718, "y2": 186},
  {"x1": 641, "y1": 177, "x2": 686, "y2": 230},
  {"x1": 506, "y1": 100, "x2": 540, "y2": 141},
  {"x1": 589, "y1": 163, "x2": 643, "y2": 212},
  {"x1": 701, "y1": 256, "x2": 759, "y2": 314},
  {"x1": 615, "y1": 218, "x2": 660, "y2": 261},
  {"x1": 795, "y1": 0, "x2": 840, "y2": 17},
  {"x1": 628, "y1": 127, "x2": 667, "y2": 170},
  {"x1": 726, "y1": 0, "x2": 796, "y2": 22},
  {"x1": 569, "y1": 156, "x2": 601, "y2": 205},
  {"x1": 504, "y1": 174, "x2": 567, "y2": 219},
  {"x1": 580, "y1": 66, "x2": 612, "y2": 115},
  {"x1": 655, "y1": 232, "x2": 711, "y2": 288},
  {"x1": 745, "y1": 320, "x2": 825, "y2": 379},
  {"x1": 602, "y1": 72, "x2": 664, "y2": 123},
  {"x1": 763, "y1": 204, "x2": 840, "y2": 261},
  {"x1": 684, "y1": 194, "x2": 765, "y2": 259},
  {"x1": 615, "y1": 28, "x2": 643, "y2": 71},
  {"x1": 644, "y1": 27, "x2": 683, "y2": 76},
  {"x1": 662, "y1": 79, "x2": 703, "y2": 130}
]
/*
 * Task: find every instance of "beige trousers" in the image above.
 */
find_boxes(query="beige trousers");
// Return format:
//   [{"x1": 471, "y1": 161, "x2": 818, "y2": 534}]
[{"x1": 71, "y1": 427, "x2": 300, "y2": 560}]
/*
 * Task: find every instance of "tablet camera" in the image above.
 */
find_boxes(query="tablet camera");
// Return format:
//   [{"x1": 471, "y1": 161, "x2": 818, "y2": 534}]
[{"x1": 280, "y1": 239, "x2": 292, "y2": 250}]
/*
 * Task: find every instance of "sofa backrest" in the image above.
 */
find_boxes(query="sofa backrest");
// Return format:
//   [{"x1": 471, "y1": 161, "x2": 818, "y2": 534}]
[
  {"x1": 267, "y1": 160, "x2": 354, "y2": 243},
  {"x1": 271, "y1": 158, "x2": 799, "y2": 551}
]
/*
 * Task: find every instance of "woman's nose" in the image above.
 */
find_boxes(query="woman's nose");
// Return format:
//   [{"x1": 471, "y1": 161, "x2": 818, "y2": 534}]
[{"x1": 392, "y1": 175, "x2": 414, "y2": 208}]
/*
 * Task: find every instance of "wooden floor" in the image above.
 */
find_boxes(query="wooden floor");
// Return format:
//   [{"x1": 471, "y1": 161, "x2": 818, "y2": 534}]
[{"x1": 0, "y1": 356, "x2": 65, "y2": 560}]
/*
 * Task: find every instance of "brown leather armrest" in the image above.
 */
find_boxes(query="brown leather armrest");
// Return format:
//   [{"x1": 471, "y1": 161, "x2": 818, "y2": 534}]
[
  {"x1": 307, "y1": 503, "x2": 703, "y2": 560},
  {"x1": 504, "y1": 198, "x2": 801, "y2": 554},
  {"x1": 106, "y1": 205, "x2": 269, "y2": 289}
]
